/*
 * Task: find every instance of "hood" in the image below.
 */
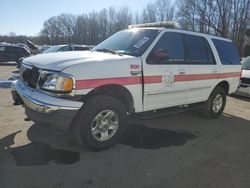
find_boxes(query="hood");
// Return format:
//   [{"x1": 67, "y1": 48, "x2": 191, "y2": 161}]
[
  {"x1": 26, "y1": 40, "x2": 40, "y2": 55},
  {"x1": 242, "y1": 69, "x2": 250, "y2": 78},
  {"x1": 23, "y1": 51, "x2": 134, "y2": 71},
  {"x1": 26, "y1": 40, "x2": 39, "y2": 50}
]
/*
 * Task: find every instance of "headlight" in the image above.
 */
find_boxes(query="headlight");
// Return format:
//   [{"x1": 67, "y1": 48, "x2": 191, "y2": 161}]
[{"x1": 40, "y1": 72, "x2": 74, "y2": 93}]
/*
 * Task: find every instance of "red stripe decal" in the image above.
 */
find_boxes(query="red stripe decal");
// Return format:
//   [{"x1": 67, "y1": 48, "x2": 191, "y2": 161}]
[
  {"x1": 175, "y1": 73, "x2": 219, "y2": 81},
  {"x1": 143, "y1": 76, "x2": 162, "y2": 84},
  {"x1": 217, "y1": 72, "x2": 241, "y2": 78},
  {"x1": 76, "y1": 77, "x2": 141, "y2": 90},
  {"x1": 75, "y1": 72, "x2": 240, "y2": 90},
  {"x1": 175, "y1": 72, "x2": 240, "y2": 82}
]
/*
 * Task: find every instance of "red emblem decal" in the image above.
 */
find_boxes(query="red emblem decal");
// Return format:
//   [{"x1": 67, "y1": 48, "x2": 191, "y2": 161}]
[{"x1": 130, "y1": 64, "x2": 140, "y2": 69}]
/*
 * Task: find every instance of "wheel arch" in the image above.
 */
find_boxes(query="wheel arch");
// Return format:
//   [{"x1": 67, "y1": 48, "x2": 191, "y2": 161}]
[
  {"x1": 83, "y1": 84, "x2": 135, "y2": 113},
  {"x1": 215, "y1": 80, "x2": 230, "y2": 95}
]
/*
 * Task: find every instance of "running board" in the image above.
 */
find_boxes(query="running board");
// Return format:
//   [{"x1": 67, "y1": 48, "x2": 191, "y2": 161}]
[{"x1": 130, "y1": 103, "x2": 204, "y2": 120}]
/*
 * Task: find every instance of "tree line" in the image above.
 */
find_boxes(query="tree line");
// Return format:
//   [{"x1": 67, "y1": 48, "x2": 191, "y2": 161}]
[{"x1": 0, "y1": 0, "x2": 249, "y2": 56}]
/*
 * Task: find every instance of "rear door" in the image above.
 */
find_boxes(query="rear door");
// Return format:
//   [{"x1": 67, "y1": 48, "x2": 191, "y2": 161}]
[
  {"x1": 142, "y1": 32, "x2": 188, "y2": 111},
  {"x1": 16, "y1": 47, "x2": 29, "y2": 59},
  {"x1": 5, "y1": 46, "x2": 16, "y2": 61},
  {"x1": 184, "y1": 34, "x2": 218, "y2": 104}
]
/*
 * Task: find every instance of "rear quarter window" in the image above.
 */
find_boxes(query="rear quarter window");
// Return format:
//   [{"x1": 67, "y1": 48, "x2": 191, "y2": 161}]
[
  {"x1": 212, "y1": 39, "x2": 240, "y2": 65},
  {"x1": 74, "y1": 46, "x2": 90, "y2": 51}
]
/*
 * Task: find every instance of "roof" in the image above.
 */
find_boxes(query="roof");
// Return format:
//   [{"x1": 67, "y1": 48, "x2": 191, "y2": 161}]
[{"x1": 128, "y1": 21, "x2": 231, "y2": 42}]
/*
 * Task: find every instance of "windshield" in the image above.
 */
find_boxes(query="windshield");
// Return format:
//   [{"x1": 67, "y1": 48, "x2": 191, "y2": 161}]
[
  {"x1": 93, "y1": 29, "x2": 160, "y2": 57},
  {"x1": 241, "y1": 57, "x2": 250, "y2": 70},
  {"x1": 43, "y1": 45, "x2": 64, "y2": 53}
]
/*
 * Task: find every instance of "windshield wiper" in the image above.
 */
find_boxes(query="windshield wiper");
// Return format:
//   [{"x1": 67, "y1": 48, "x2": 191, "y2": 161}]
[{"x1": 95, "y1": 48, "x2": 122, "y2": 56}]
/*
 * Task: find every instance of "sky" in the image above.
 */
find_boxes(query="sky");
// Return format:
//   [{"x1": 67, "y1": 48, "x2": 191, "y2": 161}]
[{"x1": 0, "y1": 0, "x2": 153, "y2": 36}]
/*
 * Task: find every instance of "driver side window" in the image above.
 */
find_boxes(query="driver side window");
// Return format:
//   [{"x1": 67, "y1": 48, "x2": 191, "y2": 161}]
[{"x1": 147, "y1": 32, "x2": 185, "y2": 64}]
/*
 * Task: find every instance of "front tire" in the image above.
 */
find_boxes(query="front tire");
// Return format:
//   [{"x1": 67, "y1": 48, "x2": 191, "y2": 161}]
[
  {"x1": 72, "y1": 95, "x2": 127, "y2": 151},
  {"x1": 202, "y1": 86, "x2": 226, "y2": 119}
]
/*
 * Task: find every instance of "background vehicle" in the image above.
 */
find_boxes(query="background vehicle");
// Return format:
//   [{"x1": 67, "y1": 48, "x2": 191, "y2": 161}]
[
  {"x1": 236, "y1": 56, "x2": 250, "y2": 97},
  {"x1": 16, "y1": 44, "x2": 91, "y2": 68},
  {"x1": 244, "y1": 29, "x2": 250, "y2": 57},
  {"x1": 12, "y1": 22, "x2": 241, "y2": 151},
  {"x1": 0, "y1": 45, "x2": 30, "y2": 62},
  {"x1": 43, "y1": 44, "x2": 91, "y2": 53},
  {"x1": 38, "y1": 45, "x2": 51, "y2": 52}
]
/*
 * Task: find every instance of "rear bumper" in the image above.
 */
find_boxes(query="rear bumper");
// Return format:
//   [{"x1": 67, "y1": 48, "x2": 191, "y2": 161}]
[
  {"x1": 235, "y1": 84, "x2": 250, "y2": 98},
  {"x1": 11, "y1": 80, "x2": 83, "y2": 130}
]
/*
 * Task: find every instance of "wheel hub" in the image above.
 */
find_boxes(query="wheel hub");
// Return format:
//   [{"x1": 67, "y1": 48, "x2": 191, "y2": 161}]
[
  {"x1": 91, "y1": 110, "x2": 119, "y2": 141},
  {"x1": 212, "y1": 94, "x2": 223, "y2": 113}
]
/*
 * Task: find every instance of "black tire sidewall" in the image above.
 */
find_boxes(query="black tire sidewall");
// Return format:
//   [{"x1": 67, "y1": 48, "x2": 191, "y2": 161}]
[
  {"x1": 76, "y1": 95, "x2": 127, "y2": 151},
  {"x1": 207, "y1": 87, "x2": 226, "y2": 118}
]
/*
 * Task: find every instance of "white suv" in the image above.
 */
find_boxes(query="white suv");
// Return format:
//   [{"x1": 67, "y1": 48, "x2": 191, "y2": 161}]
[{"x1": 12, "y1": 22, "x2": 241, "y2": 151}]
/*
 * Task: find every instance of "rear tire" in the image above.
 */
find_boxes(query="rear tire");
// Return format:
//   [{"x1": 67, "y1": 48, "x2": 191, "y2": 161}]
[
  {"x1": 202, "y1": 86, "x2": 226, "y2": 119},
  {"x1": 71, "y1": 95, "x2": 127, "y2": 151}
]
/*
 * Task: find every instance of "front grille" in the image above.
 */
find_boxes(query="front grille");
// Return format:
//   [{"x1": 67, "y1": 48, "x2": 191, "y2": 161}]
[
  {"x1": 20, "y1": 64, "x2": 40, "y2": 88},
  {"x1": 241, "y1": 78, "x2": 250, "y2": 85}
]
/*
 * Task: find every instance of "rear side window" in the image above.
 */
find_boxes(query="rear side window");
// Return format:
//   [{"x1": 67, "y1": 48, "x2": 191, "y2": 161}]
[
  {"x1": 185, "y1": 34, "x2": 215, "y2": 64},
  {"x1": 147, "y1": 32, "x2": 185, "y2": 64},
  {"x1": 16, "y1": 47, "x2": 26, "y2": 54},
  {"x1": 212, "y1": 39, "x2": 240, "y2": 65},
  {"x1": 74, "y1": 46, "x2": 89, "y2": 51},
  {"x1": 5, "y1": 46, "x2": 15, "y2": 53}
]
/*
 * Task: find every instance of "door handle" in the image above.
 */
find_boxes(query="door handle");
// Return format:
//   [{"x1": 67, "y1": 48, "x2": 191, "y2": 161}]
[
  {"x1": 178, "y1": 69, "x2": 186, "y2": 75},
  {"x1": 211, "y1": 68, "x2": 218, "y2": 73}
]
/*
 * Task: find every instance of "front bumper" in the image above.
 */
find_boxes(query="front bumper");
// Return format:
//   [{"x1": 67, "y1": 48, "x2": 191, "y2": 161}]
[
  {"x1": 11, "y1": 80, "x2": 83, "y2": 130},
  {"x1": 235, "y1": 84, "x2": 250, "y2": 98}
]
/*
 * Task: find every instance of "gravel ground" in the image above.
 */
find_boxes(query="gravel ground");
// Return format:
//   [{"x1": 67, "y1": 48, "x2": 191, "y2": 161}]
[{"x1": 0, "y1": 64, "x2": 250, "y2": 188}]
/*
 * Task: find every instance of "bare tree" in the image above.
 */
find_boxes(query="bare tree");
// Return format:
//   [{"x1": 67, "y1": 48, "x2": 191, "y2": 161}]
[
  {"x1": 177, "y1": 0, "x2": 250, "y2": 55},
  {"x1": 98, "y1": 9, "x2": 109, "y2": 41},
  {"x1": 141, "y1": 3, "x2": 157, "y2": 23},
  {"x1": 155, "y1": 0, "x2": 175, "y2": 21},
  {"x1": 6, "y1": 0, "x2": 247, "y2": 56}
]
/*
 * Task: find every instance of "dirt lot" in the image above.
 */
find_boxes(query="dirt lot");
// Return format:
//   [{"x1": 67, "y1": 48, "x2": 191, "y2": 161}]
[{"x1": 0, "y1": 64, "x2": 250, "y2": 188}]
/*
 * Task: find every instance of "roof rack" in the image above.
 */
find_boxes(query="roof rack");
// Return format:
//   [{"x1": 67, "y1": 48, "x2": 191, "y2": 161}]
[{"x1": 128, "y1": 21, "x2": 180, "y2": 29}]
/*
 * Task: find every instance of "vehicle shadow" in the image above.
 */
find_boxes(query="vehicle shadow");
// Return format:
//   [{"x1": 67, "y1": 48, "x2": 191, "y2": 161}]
[
  {"x1": 0, "y1": 125, "x2": 80, "y2": 166},
  {"x1": 0, "y1": 62, "x2": 17, "y2": 66},
  {"x1": 121, "y1": 123, "x2": 197, "y2": 149},
  {"x1": 0, "y1": 130, "x2": 21, "y2": 150},
  {"x1": 1, "y1": 112, "x2": 250, "y2": 167},
  {"x1": 230, "y1": 94, "x2": 250, "y2": 102},
  {"x1": 1, "y1": 120, "x2": 198, "y2": 166}
]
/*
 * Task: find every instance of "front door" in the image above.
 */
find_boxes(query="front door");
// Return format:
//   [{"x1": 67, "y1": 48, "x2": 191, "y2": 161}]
[{"x1": 142, "y1": 32, "x2": 188, "y2": 111}]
